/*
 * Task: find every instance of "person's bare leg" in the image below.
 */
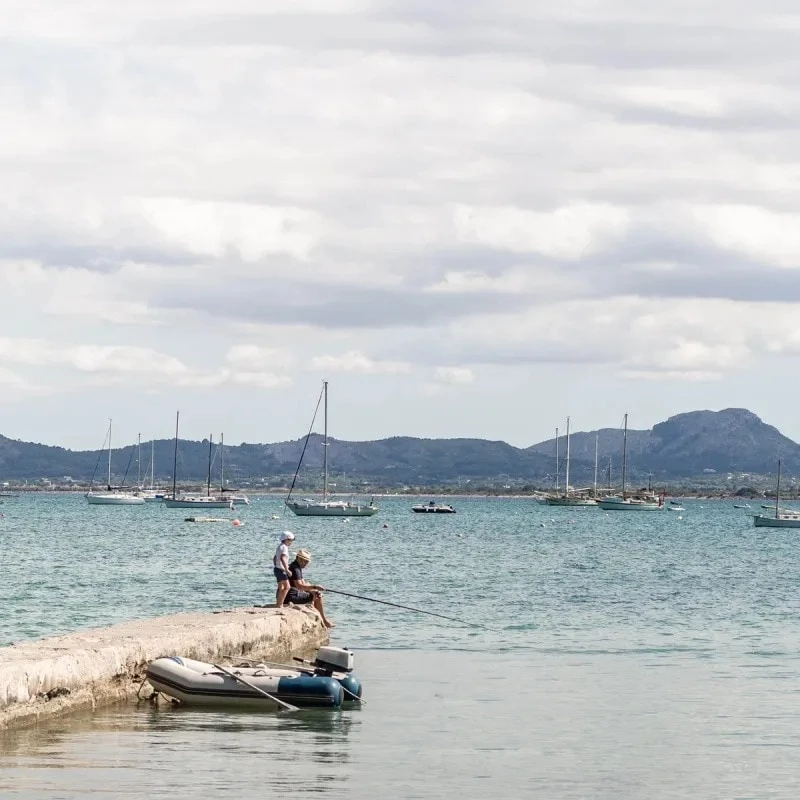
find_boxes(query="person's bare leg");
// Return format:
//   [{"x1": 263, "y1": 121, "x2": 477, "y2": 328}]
[
  {"x1": 313, "y1": 593, "x2": 334, "y2": 628},
  {"x1": 276, "y1": 580, "x2": 290, "y2": 607}
]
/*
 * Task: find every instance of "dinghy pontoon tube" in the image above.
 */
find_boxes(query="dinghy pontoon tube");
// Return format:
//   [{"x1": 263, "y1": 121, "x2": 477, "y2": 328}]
[{"x1": 146, "y1": 647, "x2": 360, "y2": 709}]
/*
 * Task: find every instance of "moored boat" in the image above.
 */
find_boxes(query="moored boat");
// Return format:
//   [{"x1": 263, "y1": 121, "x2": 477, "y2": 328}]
[
  {"x1": 86, "y1": 491, "x2": 146, "y2": 506},
  {"x1": 164, "y1": 495, "x2": 232, "y2": 509},
  {"x1": 595, "y1": 414, "x2": 663, "y2": 511},
  {"x1": 597, "y1": 495, "x2": 663, "y2": 510},
  {"x1": 86, "y1": 419, "x2": 145, "y2": 505},
  {"x1": 288, "y1": 498, "x2": 378, "y2": 516},
  {"x1": 753, "y1": 460, "x2": 800, "y2": 528},
  {"x1": 412, "y1": 501, "x2": 456, "y2": 513},
  {"x1": 286, "y1": 381, "x2": 378, "y2": 518},
  {"x1": 163, "y1": 416, "x2": 233, "y2": 510},
  {"x1": 544, "y1": 417, "x2": 600, "y2": 507},
  {"x1": 145, "y1": 646, "x2": 362, "y2": 710}
]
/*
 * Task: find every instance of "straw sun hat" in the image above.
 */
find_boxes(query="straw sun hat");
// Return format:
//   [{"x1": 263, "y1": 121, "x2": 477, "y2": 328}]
[{"x1": 296, "y1": 549, "x2": 312, "y2": 562}]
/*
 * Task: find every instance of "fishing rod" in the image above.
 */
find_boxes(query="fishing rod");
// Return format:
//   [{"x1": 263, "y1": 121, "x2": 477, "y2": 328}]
[{"x1": 324, "y1": 588, "x2": 498, "y2": 632}]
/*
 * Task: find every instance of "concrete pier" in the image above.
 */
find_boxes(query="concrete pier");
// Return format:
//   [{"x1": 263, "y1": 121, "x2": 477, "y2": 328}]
[{"x1": 0, "y1": 606, "x2": 328, "y2": 729}]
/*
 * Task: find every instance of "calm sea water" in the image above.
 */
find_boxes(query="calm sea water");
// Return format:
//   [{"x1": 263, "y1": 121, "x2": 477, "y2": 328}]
[{"x1": 3, "y1": 495, "x2": 800, "y2": 798}]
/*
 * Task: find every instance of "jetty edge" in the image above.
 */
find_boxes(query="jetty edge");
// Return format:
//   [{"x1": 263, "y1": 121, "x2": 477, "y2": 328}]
[{"x1": 0, "y1": 606, "x2": 328, "y2": 730}]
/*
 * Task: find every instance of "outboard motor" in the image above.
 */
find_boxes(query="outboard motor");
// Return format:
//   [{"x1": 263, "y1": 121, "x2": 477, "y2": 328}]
[{"x1": 312, "y1": 646, "x2": 354, "y2": 676}]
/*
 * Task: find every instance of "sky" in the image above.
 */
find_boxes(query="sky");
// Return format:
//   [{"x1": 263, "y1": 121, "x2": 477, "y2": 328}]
[{"x1": 2, "y1": 0, "x2": 800, "y2": 451}]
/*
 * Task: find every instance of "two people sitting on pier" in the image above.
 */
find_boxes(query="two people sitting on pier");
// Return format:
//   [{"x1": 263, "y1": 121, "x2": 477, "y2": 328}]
[{"x1": 273, "y1": 534, "x2": 334, "y2": 627}]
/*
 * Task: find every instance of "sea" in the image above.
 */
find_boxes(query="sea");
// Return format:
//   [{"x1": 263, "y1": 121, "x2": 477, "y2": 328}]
[{"x1": 3, "y1": 494, "x2": 800, "y2": 798}]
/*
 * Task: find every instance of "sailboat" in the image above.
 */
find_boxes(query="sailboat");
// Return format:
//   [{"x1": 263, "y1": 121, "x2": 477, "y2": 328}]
[
  {"x1": 218, "y1": 433, "x2": 249, "y2": 505},
  {"x1": 286, "y1": 381, "x2": 378, "y2": 517},
  {"x1": 545, "y1": 417, "x2": 597, "y2": 506},
  {"x1": 753, "y1": 460, "x2": 800, "y2": 528},
  {"x1": 137, "y1": 437, "x2": 165, "y2": 502},
  {"x1": 596, "y1": 414, "x2": 662, "y2": 511},
  {"x1": 86, "y1": 420, "x2": 145, "y2": 505},
  {"x1": 163, "y1": 414, "x2": 232, "y2": 509}
]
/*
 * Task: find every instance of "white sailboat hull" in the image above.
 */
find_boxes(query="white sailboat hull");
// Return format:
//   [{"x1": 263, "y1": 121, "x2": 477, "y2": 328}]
[
  {"x1": 753, "y1": 514, "x2": 800, "y2": 528},
  {"x1": 164, "y1": 497, "x2": 232, "y2": 509},
  {"x1": 287, "y1": 500, "x2": 378, "y2": 517},
  {"x1": 544, "y1": 496, "x2": 598, "y2": 507},
  {"x1": 86, "y1": 492, "x2": 145, "y2": 506},
  {"x1": 596, "y1": 498, "x2": 662, "y2": 511}
]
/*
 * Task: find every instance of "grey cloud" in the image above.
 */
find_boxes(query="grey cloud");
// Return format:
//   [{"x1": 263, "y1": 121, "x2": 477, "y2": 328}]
[
  {"x1": 134, "y1": 9, "x2": 800, "y2": 74},
  {"x1": 151, "y1": 272, "x2": 535, "y2": 329}
]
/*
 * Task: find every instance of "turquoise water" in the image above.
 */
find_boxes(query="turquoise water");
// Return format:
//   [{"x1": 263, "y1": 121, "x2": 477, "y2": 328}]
[{"x1": 3, "y1": 496, "x2": 800, "y2": 797}]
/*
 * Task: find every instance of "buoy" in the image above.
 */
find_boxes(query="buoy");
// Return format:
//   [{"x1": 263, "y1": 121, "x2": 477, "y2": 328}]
[
  {"x1": 232, "y1": 519, "x2": 242, "y2": 526},
  {"x1": 382, "y1": 523, "x2": 389, "y2": 529},
  {"x1": 271, "y1": 514, "x2": 279, "y2": 520}
]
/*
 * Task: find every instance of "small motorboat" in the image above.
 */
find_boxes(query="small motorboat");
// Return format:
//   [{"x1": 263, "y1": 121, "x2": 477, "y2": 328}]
[
  {"x1": 146, "y1": 646, "x2": 362, "y2": 710},
  {"x1": 667, "y1": 505, "x2": 685, "y2": 512},
  {"x1": 733, "y1": 503, "x2": 751, "y2": 509},
  {"x1": 412, "y1": 501, "x2": 456, "y2": 514}
]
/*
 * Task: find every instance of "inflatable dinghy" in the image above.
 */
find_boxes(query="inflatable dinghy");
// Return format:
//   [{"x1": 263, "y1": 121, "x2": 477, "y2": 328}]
[{"x1": 146, "y1": 646, "x2": 362, "y2": 710}]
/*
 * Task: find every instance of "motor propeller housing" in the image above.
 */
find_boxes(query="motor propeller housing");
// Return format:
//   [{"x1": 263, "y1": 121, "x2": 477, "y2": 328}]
[{"x1": 313, "y1": 646, "x2": 354, "y2": 674}]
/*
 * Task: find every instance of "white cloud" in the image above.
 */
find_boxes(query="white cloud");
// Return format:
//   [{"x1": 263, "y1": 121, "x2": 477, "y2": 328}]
[
  {"x1": 5, "y1": 1, "x2": 800, "y2": 446},
  {"x1": 225, "y1": 345, "x2": 294, "y2": 371},
  {"x1": 454, "y1": 204, "x2": 630, "y2": 259},
  {"x1": 434, "y1": 367, "x2": 475, "y2": 385},
  {"x1": 310, "y1": 350, "x2": 410, "y2": 374}
]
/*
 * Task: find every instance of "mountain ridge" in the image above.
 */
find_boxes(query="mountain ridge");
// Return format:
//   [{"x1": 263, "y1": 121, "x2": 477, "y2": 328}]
[{"x1": 0, "y1": 408, "x2": 796, "y2": 485}]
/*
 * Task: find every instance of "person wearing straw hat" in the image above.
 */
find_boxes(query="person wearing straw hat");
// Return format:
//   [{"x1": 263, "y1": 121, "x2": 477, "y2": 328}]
[
  {"x1": 286, "y1": 549, "x2": 334, "y2": 628},
  {"x1": 273, "y1": 531, "x2": 295, "y2": 608}
]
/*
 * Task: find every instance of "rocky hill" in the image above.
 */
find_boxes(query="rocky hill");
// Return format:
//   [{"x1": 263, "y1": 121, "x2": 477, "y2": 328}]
[
  {"x1": 0, "y1": 408, "x2": 795, "y2": 487},
  {"x1": 528, "y1": 408, "x2": 800, "y2": 482}
]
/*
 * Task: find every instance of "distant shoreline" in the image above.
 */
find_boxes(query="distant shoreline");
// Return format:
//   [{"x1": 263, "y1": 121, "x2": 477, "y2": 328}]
[{"x1": 0, "y1": 488, "x2": 785, "y2": 502}]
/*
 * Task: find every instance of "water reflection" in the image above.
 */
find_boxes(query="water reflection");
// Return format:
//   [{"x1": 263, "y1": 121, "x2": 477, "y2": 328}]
[{"x1": 0, "y1": 698, "x2": 361, "y2": 799}]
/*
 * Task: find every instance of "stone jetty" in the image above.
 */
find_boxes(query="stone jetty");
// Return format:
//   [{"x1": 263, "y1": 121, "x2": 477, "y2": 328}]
[{"x1": 0, "y1": 606, "x2": 328, "y2": 729}]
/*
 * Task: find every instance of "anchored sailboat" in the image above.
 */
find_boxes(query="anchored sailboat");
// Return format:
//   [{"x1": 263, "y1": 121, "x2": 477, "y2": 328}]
[
  {"x1": 545, "y1": 417, "x2": 597, "y2": 506},
  {"x1": 163, "y1": 413, "x2": 232, "y2": 510},
  {"x1": 596, "y1": 414, "x2": 662, "y2": 511},
  {"x1": 753, "y1": 460, "x2": 800, "y2": 528},
  {"x1": 86, "y1": 420, "x2": 145, "y2": 505},
  {"x1": 286, "y1": 381, "x2": 378, "y2": 517}
]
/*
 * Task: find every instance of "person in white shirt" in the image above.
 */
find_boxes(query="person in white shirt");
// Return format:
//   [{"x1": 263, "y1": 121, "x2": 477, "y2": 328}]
[{"x1": 273, "y1": 531, "x2": 295, "y2": 607}]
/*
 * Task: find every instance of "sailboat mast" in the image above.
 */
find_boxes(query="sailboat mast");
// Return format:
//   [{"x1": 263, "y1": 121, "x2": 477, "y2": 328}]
[
  {"x1": 207, "y1": 434, "x2": 213, "y2": 497},
  {"x1": 107, "y1": 418, "x2": 112, "y2": 489},
  {"x1": 137, "y1": 433, "x2": 142, "y2": 489},
  {"x1": 565, "y1": 417, "x2": 571, "y2": 498},
  {"x1": 555, "y1": 427, "x2": 559, "y2": 492},
  {"x1": 323, "y1": 380, "x2": 329, "y2": 502},
  {"x1": 150, "y1": 439, "x2": 155, "y2": 490},
  {"x1": 593, "y1": 434, "x2": 599, "y2": 497},
  {"x1": 220, "y1": 433, "x2": 225, "y2": 493},
  {"x1": 172, "y1": 412, "x2": 179, "y2": 500},
  {"x1": 776, "y1": 459, "x2": 782, "y2": 519},
  {"x1": 621, "y1": 413, "x2": 628, "y2": 499}
]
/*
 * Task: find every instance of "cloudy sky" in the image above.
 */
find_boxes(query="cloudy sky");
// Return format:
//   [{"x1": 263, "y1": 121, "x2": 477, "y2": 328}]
[{"x1": 2, "y1": 0, "x2": 800, "y2": 451}]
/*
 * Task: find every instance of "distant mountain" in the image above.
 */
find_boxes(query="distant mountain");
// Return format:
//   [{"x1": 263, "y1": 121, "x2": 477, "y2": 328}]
[
  {"x1": 0, "y1": 408, "x2": 796, "y2": 487},
  {"x1": 528, "y1": 408, "x2": 800, "y2": 482}
]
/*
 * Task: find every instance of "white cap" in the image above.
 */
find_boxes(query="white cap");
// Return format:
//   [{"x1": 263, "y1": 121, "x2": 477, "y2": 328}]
[{"x1": 281, "y1": 531, "x2": 295, "y2": 541}]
